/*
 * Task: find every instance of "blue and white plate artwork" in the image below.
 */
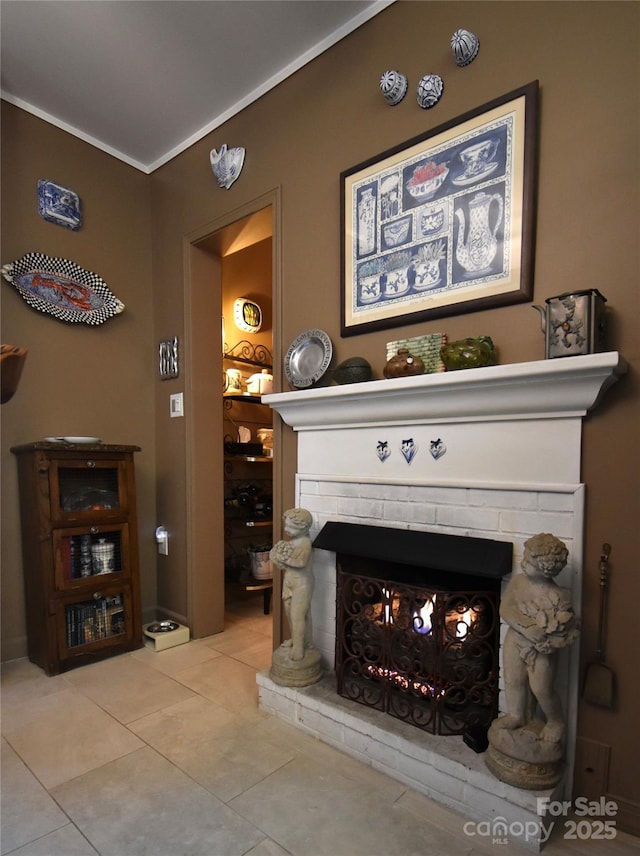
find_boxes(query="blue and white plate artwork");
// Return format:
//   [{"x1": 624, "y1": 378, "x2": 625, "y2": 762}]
[
  {"x1": 37, "y1": 179, "x2": 82, "y2": 230},
  {"x1": 1, "y1": 252, "x2": 124, "y2": 325}
]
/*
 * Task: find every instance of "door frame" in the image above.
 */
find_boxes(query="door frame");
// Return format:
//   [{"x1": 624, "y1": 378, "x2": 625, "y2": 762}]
[{"x1": 183, "y1": 188, "x2": 282, "y2": 640}]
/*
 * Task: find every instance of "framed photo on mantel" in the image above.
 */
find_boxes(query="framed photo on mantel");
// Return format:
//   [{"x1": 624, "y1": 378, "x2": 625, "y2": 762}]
[{"x1": 341, "y1": 81, "x2": 539, "y2": 337}]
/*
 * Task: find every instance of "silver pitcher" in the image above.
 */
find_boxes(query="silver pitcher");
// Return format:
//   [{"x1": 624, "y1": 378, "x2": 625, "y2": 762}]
[{"x1": 532, "y1": 289, "x2": 607, "y2": 359}]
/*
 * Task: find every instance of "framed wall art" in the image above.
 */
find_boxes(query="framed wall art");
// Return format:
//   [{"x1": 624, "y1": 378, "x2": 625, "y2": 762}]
[{"x1": 341, "y1": 81, "x2": 539, "y2": 336}]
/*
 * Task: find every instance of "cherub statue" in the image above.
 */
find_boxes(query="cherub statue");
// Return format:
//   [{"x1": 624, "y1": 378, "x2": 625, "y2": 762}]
[
  {"x1": 270, "y1": 508, "x2": 314, "y2": 661},
  {"x1": 498, "y1": 533, "x2": 579, "y2": 744}
]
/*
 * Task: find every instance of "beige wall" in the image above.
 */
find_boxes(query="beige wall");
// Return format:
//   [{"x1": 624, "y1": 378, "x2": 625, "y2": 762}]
[
  {"x1": 0, "y1": 102, "x2": 157, "y2": 655},
  {"x1": 1, "y1": 0, "x2": 638, "y2": 829},
  {"x1": 149, "y1": 0, "x2": 639, "y2": 823}
]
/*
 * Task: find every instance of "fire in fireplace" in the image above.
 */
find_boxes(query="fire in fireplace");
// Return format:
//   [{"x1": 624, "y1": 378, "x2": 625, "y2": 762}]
[{"x1": 314, "y1": 522, "x2": 512, "y2": 741}]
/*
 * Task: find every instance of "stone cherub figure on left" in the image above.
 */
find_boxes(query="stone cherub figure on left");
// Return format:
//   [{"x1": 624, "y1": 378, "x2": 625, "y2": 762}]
[{"x1": 269, "y1": 508, "x2": 322, "y2": 687}]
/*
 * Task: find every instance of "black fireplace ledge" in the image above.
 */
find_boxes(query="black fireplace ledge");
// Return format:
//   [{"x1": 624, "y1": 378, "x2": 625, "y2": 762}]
[{"x1": 313, "y1": 521, "x2": 512, "y2": 579}]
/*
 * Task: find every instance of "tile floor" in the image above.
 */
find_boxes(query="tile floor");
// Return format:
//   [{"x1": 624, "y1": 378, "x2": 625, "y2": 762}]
[{"x1": 2, "y1": 596, "x2": 639, "y2": 856}]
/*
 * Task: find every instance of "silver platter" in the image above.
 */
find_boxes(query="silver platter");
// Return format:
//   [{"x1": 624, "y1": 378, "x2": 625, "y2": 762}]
[{"x1": 284, "y1": 329, "x2": 333, "y2": 388}]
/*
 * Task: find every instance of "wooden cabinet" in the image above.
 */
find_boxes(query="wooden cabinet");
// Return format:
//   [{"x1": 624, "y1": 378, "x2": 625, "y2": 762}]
[{"x1": 11, "y1": 442, "x2": 143, "y2": 675}]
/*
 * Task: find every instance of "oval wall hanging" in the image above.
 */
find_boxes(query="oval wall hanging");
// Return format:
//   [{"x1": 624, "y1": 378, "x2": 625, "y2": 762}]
[{"x1": 2, "y1": 252, "x2": 124, "y2": 325}]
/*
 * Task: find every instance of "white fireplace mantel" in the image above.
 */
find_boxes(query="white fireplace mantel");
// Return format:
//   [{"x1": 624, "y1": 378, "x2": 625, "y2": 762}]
[
  {"x1": 259, "y1": 351, "x2": 627, "y2": 849},
  {"x1": 263, "y1": 352, "x2": 627, "y2": 430}
]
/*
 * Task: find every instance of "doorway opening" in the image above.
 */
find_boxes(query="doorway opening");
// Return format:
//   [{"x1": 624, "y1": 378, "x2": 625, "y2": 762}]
[{"x1": 185, "y1": 190, "x2": 281, "y2": 643}]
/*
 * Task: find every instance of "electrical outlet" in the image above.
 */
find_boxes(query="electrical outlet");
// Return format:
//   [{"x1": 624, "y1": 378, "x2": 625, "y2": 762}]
[
  {"x1": 573, "y1": 737, "x2": 610, "y2": 799},
  {"x1": 170, "y1": 392, "x2": 183, "y2": 418}
]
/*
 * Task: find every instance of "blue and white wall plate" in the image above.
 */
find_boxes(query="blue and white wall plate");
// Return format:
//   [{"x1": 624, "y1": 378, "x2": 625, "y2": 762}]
[
  {"x1": 2, "y1": 252, "x2": 124, "y2": 325},
  {"x1": 37, "y1": 179, "x2": 82, "y2": 230}
]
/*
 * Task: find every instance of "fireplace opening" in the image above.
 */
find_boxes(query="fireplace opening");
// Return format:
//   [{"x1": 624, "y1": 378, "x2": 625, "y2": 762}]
[{"x1": 314, "y1": 522, "x2": 512, "y2": 741}]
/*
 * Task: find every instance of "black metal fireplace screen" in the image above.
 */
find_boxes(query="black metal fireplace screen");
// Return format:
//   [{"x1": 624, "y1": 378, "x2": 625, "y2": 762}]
[
  {"x1": 337, "y1": 569, "x2": 499, "y2": 735},
  {"x1": 314, "y1": 522, "x2": 512, "y2": 738}
]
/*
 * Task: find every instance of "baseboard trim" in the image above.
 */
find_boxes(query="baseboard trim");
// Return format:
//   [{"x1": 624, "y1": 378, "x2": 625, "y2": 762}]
[
  {"x1": 0, "y1": 633, "x2": 28, "y2": 663},
  {"x1": 608, "y1": 793, "x2": 640, "y2": 839}
]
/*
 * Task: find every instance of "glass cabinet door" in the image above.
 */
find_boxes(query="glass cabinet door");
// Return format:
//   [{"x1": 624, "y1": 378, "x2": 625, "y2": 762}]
[
  {"x1": 53, "y1": 524, "x2": 130, "y2": 590},
  {"x1": 57, "y1": 585, "x2": 134, "y2": 655},
  {"x1": 48, "y1": 459, "x2": 128, "y2": 523}
]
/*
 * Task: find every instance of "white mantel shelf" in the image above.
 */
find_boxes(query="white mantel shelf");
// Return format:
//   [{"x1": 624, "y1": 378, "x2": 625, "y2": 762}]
[{"x1": 263, "y1": 352, "x2": 627, "y2": 430}]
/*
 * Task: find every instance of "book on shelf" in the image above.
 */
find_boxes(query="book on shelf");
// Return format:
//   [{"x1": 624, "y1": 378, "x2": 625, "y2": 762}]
[{"x1": 65, "y1": 594, "x2": 126, "y2": 648}]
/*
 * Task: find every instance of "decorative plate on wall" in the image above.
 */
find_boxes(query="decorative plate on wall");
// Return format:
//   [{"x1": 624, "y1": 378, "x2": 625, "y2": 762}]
[
  {"x1": 233, "y1": 297, "x2": 262, "y2": 332},
  {"x1": 37, "y1": 179, "x2": 82, "y2": 230},
  {"x1": 284, "y1": 329, "x2": 333, "y2": 388},
  {"x1": 1, "y1": 252, "x2": 124, "y2": 325}
]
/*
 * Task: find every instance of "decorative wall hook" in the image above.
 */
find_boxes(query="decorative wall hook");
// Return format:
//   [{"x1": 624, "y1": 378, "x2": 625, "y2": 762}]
[
  {"x1": 379, "y1": 70, "x2": 408, "y2": 106},
  {"x1": 451, "y1": 29, "x2": 480, "y2": 67},
  {"x1": 417, "y1": 74, "x2": 444, "y2": 109},
  {"x1": 210, "y1": 144, "x2": 245, "y2": 189}
]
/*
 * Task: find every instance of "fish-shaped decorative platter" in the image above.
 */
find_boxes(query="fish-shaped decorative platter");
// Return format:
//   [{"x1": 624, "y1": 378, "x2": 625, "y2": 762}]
[{"x1": 2, "y1": 252, "x2": 124, "y2": 325}]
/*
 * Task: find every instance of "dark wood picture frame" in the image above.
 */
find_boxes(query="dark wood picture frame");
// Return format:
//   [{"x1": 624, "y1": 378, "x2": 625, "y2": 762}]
[{"x1": 341, "y1": 81, "x2": 539, "y2": 337}]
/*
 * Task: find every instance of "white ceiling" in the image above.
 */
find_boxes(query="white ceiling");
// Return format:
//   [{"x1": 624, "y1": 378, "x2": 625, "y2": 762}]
[{"x1": 1, "y1": 0, "x2": 392, "y2": 173}]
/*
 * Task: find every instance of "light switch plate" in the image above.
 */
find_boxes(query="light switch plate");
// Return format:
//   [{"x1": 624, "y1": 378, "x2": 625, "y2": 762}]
[{"x1": 170, "y1": 392, "x2": 183, "y2": 417}]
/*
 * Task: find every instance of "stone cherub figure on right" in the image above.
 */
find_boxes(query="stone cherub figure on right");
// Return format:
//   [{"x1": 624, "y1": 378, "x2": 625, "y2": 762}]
[{"x1": 487, "y1": 533, "x2": 580, "y2": 789}]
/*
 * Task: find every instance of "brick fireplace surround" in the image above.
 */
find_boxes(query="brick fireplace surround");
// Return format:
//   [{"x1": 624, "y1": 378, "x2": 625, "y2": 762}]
[{"x1": 260, "y1": 353, "x2": 626, "y2": 849}]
